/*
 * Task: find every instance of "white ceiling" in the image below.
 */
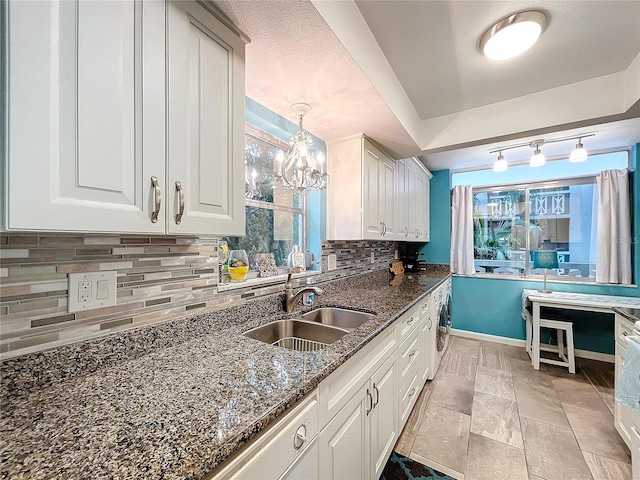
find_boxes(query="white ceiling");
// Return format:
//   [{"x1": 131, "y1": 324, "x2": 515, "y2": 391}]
[{"x1": 214, "y1": 0, "x2": 640, "y2": 171}]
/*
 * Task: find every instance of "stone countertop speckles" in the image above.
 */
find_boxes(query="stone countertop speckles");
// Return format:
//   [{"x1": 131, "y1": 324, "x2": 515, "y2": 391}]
[{"x1": 1, "y1": 270, "x2": 448, "y2": 480}]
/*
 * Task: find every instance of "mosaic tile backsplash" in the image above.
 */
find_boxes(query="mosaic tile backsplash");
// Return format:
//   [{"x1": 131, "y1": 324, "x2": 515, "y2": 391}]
[{"x1": 0, "y1": 234, "x2": 397, "y2": 358}]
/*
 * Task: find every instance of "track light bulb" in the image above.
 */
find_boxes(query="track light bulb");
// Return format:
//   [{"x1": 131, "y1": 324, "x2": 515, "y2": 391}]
[
  {"x1": 493, "y1": 153, "x2": 508, "y2": 172},
  {"x1": 530, "y1": 147, "x2": 545, "y2": 167},
  {"x1": 569, "y1": 140, "x2": 588, "y2": 162}
]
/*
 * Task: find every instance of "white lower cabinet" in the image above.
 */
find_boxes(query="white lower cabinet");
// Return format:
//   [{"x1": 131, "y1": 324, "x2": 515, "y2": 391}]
[
  {"x1": 210, "y1": 293, "x2": 439, "y2": 479},
  {"x1": 319, "y1": 352, "x2": 398, "y2": 480}
]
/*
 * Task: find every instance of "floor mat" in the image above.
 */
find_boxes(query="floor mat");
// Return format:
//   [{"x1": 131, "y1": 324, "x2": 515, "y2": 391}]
[{"x1": 380, "y1": 451, "x2": 456, "y2": 480}]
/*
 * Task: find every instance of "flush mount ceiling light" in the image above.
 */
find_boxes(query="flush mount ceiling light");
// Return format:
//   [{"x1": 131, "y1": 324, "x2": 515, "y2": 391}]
[
  {"x1": 479, "y1": 10, "x2": 547, "y2": 61},
  {"x1": 273, "y1": 103, "x2": 329, "y2": 192},
  {"x1": 489, "y1": 133, "x2": 595, "y2": 171}
]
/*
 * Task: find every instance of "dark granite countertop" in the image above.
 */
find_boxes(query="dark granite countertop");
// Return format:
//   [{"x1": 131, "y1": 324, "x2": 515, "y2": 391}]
[
  {"x1": 1, "y1": 270, "x2": 449, "y2": 480},
  {"x1": 614, "y1": 307, "x2": 640, "y2": 325}
]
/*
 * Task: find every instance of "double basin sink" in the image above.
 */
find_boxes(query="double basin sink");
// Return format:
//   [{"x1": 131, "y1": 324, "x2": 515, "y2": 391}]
[{"x1": 242, "y1": 307, "x2": 375, "y2": 352}]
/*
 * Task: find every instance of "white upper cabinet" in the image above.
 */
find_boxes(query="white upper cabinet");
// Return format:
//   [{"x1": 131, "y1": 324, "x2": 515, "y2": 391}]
[
  {"x1": 4, "y1": 0, "x2": 245, "y2": 236},
  {"x1": 327, "y1": 135, "x2": 397, "y2": 241},
  {"x1": 405, "y1": 158, "x2": 432, "y2": 242},
  {"x1": 166, "y1": 1, "x2": 245, "y2": 236}
]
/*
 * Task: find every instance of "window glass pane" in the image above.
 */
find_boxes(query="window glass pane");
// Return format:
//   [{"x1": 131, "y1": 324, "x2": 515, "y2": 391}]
[
  {"x1": 473, "y1": 190, "x2": 528, "y2": 275},
  {"x1": 229, "y1": 207, "x2": 303, "y2": 269},
  {"x1": 245, "y1": 133, "x2": 303, "y2": 206},
  {"x1": 530, "y1": 184, "x2": 597, "y2": 279}
]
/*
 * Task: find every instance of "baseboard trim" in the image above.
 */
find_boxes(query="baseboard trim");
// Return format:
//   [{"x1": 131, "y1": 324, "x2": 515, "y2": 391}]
[{"x1": 450, "y1": 328, "x2": 615, "y2": 363}]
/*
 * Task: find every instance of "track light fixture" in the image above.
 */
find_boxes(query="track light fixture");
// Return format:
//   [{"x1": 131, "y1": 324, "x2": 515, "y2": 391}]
[{"x1": 489, "y1": 133, "x2": 595, "y2": 171}]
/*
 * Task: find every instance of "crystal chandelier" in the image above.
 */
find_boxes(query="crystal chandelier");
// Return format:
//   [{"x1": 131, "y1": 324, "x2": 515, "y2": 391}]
[{"x1": 273, "y1": 103, "x2": 329, "y2": 192}]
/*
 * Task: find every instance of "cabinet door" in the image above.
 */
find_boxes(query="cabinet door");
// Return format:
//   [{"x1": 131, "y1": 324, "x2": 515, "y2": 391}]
[
  {"x1": 166, "y1": 1, "x2": 245, "y2": 236},
  {"x1": 379, "y1": 155, "x2": 396, "y2": 240},
  {"x1": 406, "y1": 160, "x2": 419, "y2": 241},
  {"x1": 395, "y1": 159, "x2": 408, "y2": 240},
  {"x1": 370, "y1": 353, "x2": 398, "y2": 480},
  {"x1": 423, "y1": 176, "x2": 431, "y2": 241},
  {"x1": 319, "y1": 383, "x2": 370, "y2": 480},
  {"x1": 363, "y1": 145, "x2": 383, "y2": 240},
  {"x1": 6, "y1": 0, "x2": 166, "y2": 233}
]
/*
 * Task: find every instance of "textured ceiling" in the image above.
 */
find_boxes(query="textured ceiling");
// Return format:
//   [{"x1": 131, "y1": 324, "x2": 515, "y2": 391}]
[{"x1": 214, "y1": 0, "x2": 420, "y2": 157}]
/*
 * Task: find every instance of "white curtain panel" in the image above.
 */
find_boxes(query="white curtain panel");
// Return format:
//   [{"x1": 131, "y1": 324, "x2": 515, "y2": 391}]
[
  {"x1": 450, "y1": 185, "x2": 475, "y2": 275},
  {"x1": 596, "y1": 168, "x2": 632, "y2": 284}
]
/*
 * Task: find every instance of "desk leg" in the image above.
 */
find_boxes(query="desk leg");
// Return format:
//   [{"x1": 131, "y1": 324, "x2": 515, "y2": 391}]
[{"x1": 532, "y1": 302, "x2": 541, "y2": 370}]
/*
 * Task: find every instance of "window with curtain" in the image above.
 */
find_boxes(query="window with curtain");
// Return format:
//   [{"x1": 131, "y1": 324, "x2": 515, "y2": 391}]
[{"x1": 453, "y1": 149, "x2": 632, "y2": 282}]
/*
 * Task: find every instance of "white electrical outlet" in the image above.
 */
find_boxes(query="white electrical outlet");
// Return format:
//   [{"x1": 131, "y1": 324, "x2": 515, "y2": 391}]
[
  {"x1": 78, "y1": 281, "x2": 91, "y2": 303},
  {"x1": 327, "y1": 254, "x2": 337, "y2": 271},
  {"x1": 68, "y1": 271, "x2": 117, "y2": 313},
  {"x1": 370, "y1": 251, "x2": 375, "y2": 263}
]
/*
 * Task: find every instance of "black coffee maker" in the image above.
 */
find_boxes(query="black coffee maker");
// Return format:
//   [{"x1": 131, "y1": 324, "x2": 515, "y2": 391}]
[{"x1": 399, "y1": 243, "x2": 424, "y2": 272}]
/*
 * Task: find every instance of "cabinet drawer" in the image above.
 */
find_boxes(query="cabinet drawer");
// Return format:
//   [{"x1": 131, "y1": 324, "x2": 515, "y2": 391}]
[
  {"x1": 398, "y1": 328, "x2": 421, "y2": 384},
  {"x1": 319, "y1": 326, "x2": 396, "y2": 427},
  {"x1": 398, "y1": 369, "x2": 421, "y2": 427},
  {"x1": 419, "y1": 297, "x2": 431, "y2": 321},
  {"x1": 396, "y1": 305, "x2": 420, "y2": 342},
  {"x1": 615, "y1": 316, "x2": 635, "y2": 346},
  {"x1": 210, "y1": 393, "x2": 318, "y2": 480}
]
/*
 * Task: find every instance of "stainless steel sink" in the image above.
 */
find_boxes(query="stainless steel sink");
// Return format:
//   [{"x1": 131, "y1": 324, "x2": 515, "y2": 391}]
[
  {"x1": 242, "y1": 319, "x2": 349, "y2": 352},
  {"x1": 300, "y1": 307, "x2": 375, "y2": 331}
]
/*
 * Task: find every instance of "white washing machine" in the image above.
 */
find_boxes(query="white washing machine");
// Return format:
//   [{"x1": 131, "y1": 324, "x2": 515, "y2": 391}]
[{"x1": 428, "y1": 278, "x2": 452, "y2": 380}]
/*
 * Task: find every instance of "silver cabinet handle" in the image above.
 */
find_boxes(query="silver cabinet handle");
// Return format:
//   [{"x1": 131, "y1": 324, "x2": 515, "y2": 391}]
[
  {"x1": 407, "y1": 316, "x2": 415, "y2": 325},
  {"x1": 409, "y1": 349, "x2": 417, "y2": 357},
  {"x1": 151, "y1": 176, "x2": 161, "y2": 223},
  {"x1": 293, "y1": 424, "x2": 307, "y2": 450},
  {"x1": 373, "y1": 383, "x2": 379, "y2": 408},
  {"x1": 405, "y1": 226, "x2": 408, "y2": 237},
  {"x1": 175, "y1": 181, "x2": 184, "y2": 225},
  {"x1": 379, "y1": 221, "x2": 384, "y2": 235},
  {"x1": 408, "y1": 387, "x2": 417, "y2": 397},
  {"x1": 383, "y1": 222, "x2": 387, "y2": 236},
  {"x1": 366, "y1": 388, "x2": 373, "y2": 415}
]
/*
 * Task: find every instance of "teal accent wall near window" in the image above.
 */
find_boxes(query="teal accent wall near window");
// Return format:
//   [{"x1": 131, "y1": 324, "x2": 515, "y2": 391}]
[
  {"x1": 426, "y1": 145, "x2": 639, "y2": 356},
  {"x1": 420, "y1": 169, "x2": 450, "y2": 264}
]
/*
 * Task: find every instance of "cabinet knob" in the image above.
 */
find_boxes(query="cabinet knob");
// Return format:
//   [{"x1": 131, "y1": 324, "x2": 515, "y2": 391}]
[
  {"x1": 175, "y1": 181, "x2": 184, "y2": 225},
  {"x1": 293, "y1": 424, "x2": 307, "y2": 450},
  {"x1": 150, "y1": 176, "x2": 162, "y2": 223}
]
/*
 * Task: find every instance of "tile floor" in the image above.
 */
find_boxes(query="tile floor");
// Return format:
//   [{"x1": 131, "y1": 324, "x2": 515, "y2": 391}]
[{"x1": 395, "y1": 335, "x2": 633, "y2": 480}]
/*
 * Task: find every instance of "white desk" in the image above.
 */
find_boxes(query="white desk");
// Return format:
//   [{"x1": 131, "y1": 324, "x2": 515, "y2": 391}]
[{"x1": 522, "y1": 289, "x2": 640, "y2": 370}]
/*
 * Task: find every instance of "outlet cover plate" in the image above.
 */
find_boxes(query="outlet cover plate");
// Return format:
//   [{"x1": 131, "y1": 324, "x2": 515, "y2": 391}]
[
  {"x1": 327, "y1": 254, "x2": 337, "y2": 271},
  {"x1": 68, "y1": 271, "x2": 117, "y2": 313}
]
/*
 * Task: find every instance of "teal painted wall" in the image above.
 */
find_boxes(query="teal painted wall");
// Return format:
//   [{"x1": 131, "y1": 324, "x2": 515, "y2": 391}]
[
  {"x1": 433, "y1": 146, "x2": 639, "y2": 355},
  {"x1": 420, "y1": 169, "x2": 450, "y2": 264}
]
